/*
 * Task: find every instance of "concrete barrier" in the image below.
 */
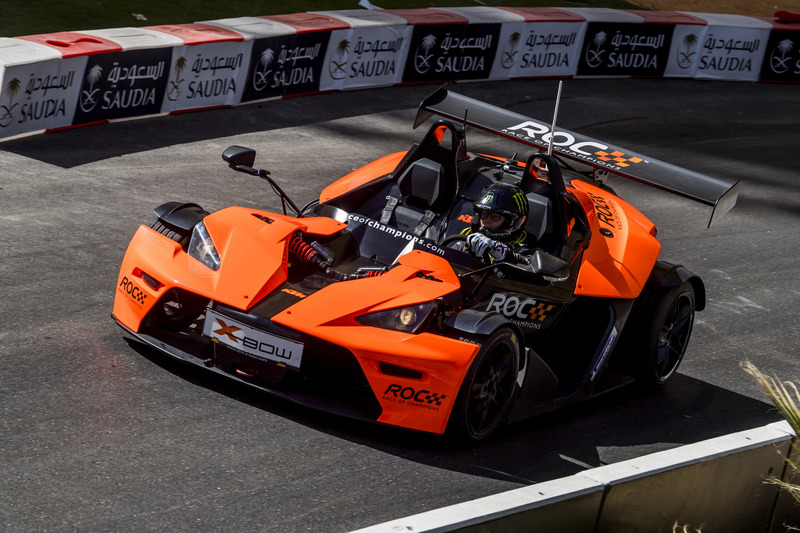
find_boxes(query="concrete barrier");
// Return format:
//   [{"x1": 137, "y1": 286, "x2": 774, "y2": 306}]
[{"x1": 351, "y1": 421, "x2": 800, "y2": 533}]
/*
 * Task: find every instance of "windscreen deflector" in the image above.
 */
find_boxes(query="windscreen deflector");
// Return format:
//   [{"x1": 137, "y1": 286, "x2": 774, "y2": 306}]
[{"x1": 415, "y1": 87, "x2": 740, "y2": 227}]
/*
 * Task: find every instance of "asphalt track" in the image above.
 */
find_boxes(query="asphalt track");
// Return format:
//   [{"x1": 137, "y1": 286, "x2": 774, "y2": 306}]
[{"x1": 1, "y1": 79, "x2": 798, "y2": 532}]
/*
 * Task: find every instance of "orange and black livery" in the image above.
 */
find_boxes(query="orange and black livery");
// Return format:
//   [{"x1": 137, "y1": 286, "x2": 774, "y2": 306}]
[{"x1": 113, "y1": 88, "x2": 739, "y2": 441}]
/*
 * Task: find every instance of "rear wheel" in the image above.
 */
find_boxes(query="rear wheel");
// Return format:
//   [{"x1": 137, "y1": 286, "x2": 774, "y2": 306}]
[
  {"x1": 450, "y1": 328, "x2": 520, "y2": 442},
  {"x1": 636, "y1": 283, "x2": 696, "y2": 386}
]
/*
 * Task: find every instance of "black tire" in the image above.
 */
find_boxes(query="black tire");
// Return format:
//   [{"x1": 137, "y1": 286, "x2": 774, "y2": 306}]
[
  {"x1": 154, "y1": 289, "x2": 208, "y2": 332},
  {"x1": 449, "y1": 328, "x2": 520, "y2": 442},
  {"x1": 636, "y1": 283, "x2": 696, "y2": 387}
]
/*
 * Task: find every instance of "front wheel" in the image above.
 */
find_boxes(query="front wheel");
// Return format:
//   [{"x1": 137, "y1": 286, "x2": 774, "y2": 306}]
[
  {"x1": 153, "y1": 288, "x2": 209, "y2": 332},
  {"x1": 636, "y1": 283, "x2": 696, "y2": 386},
  {"x1": 449, "y1": 328, "x2": 520, "y2": 442}
]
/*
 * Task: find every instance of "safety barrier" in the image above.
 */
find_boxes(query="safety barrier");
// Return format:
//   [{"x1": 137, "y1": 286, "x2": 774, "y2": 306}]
[
  {"x1": 351, "y1": 420, "x2": 800, "y2": 533},
  {"x1": 1, "y1": 7, "x2": 798, "y2": 141}
]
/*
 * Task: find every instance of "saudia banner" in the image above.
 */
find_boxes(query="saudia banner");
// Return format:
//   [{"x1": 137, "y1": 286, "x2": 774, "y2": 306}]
[
  {"x1": 577, "y1": 21, "x2": 674, "y2": 77},
  {"x1": 692, "y1": 14, "x2": 772, "y2": 81},
  {"x1": 73, "y1": 49, "x2": 172, "y2": 124},
  {"x1": 760, "y1": 25, "x2": 800, "y2": 81},
  {"x1": 489, "y1": 20, "x2": 586, "y2": 80},
  {"x1": 161, "y1": 41, "x2": 251, "y2": 112},
  {"x1": 0, "y1": 8, "x2": 798, "y2": 141},
  {"x1": 320, "y1": 26, "x2": 411, "y2": 91},
  {"x1": 0, "y1": 56, "x2": 84, "y2": 137},
  {"x1": 401, "y1": 23, "x2": 501, "y2": 83},
  {"x1": 240, "y1": 32, "x2": 329, "y2": 102}
]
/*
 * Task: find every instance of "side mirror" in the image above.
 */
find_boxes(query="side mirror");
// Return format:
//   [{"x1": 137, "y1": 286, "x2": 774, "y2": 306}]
[{"x1": 222, "y1": 145, "x2": 257, "y2": 170}]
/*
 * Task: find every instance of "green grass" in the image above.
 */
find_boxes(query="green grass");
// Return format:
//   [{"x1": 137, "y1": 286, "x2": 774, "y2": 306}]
[{"x1": 2, "y1": 0, "x2": 641, "y2": 38}]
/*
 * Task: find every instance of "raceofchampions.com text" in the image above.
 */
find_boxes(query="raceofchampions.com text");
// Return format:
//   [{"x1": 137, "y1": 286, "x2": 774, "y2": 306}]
[{"x1": 347, "y1": 214, "x2": 447, "y2": 256}]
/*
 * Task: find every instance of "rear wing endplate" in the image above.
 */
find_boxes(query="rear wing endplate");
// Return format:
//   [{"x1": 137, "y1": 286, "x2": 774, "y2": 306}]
[{"x1": 415, "y1": 87, "x2": 740, "y2": 227}]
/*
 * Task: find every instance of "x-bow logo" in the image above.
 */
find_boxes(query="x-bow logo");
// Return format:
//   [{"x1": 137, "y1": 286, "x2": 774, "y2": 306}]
[
  {"x1": 594, "y1": 150, "x2": 644, "y2": 168},
  {"x1": 213, "y1": 319, "x2": 241, "y2": 342}
]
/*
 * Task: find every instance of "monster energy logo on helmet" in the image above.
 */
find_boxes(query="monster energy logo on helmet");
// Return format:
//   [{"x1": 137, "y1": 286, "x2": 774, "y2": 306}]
[{"x1": 474, "y1": 183, "x2": 528, "y2": 239}]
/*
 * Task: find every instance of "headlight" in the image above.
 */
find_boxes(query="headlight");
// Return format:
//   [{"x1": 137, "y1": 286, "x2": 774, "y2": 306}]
[
  {"x1": 188, "y1": 222, "x2": 221, "y2": 271},
  {"x1": 355, "y1": 302, "x2": 435, "y2": 333}
]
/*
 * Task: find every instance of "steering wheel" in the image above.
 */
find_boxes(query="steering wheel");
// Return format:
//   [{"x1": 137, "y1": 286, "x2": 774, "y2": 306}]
[{"x1": 441, "y1": 233, "x2": 468, "y2": 248}]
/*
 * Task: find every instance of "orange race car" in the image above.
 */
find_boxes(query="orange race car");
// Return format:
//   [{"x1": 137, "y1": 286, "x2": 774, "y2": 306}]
[{"x1": 113, "y1": 87, "x2": 740, "y2": 441}]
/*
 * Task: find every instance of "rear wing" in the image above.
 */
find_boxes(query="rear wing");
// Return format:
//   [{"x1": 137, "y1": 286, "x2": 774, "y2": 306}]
[{"x1": 415, "y1": 87, "x2": 740, "y2": 227}]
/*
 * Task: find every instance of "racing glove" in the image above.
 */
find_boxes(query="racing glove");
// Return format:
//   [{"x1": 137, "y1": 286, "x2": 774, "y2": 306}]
[{"x1": 467, "y1": 233, "x2": 509, "y2": 261}]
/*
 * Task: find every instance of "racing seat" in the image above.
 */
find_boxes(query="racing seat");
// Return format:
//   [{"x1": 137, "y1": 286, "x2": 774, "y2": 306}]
[
  {"x1": 380, "y1": 157, "x2": 447, "y2": 239},
  {"x1": 524, "y1": 192, "x2": 553, "y2": 242}
]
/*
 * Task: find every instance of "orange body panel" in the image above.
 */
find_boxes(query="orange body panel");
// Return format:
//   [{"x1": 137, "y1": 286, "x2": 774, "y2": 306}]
[
  {"x1": 271, "y1": 249, "x2": 475, "y2": 434},
  {"x1": 570, "y1": 181, "x2": 661, "y2": 299},
  {"x1": 113, "y1": 206, "x2": 347, "y2": 331},
  {"x1": 318, "y1": 151, "x2": 406, "y2": 203},
  {"x1": 113, "y1": 207, "x2": 476, "y2": 433},
  {"x1": 273, "y1": 249, "x2": 461, "y2": 327}
]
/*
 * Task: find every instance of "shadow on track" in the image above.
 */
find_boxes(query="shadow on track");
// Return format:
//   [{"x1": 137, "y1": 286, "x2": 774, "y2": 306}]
[
  {"x1": 0, "y1": 86, "x2": 435, "y2": 168},
  {"x1": 128, "y1": 337, "x2": 778, "y2": 486}
]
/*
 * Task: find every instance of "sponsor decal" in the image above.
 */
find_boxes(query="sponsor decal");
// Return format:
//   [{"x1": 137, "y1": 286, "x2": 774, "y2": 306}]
[
  {"x1": 578, "y1": 23, "x2": 672, "y2": 77},
  {"x1": 81, "y1": 62, "x2": 164, "y2": 112},
  {"x1": 242, "y1": 33, "x2": 328, "y2": 101},
  {"x1": 486, "y1": 293, "x2": 554, "y2": 330},
  {"x1": 346, "y1": 213, "x2": 446, "y2": 256},
  {"x1": 695, "y1": 30, "x2": 768, "y2": 80},
  {"x1": 281, "y1": 288, "x2": 306, "y2": 299},
  {"x1": 403, "y1": 24, "x2": 500, "y2": 83},
  {"x1": 329, "y1": 39, "x2": 350, "y2": 80},
  {"x1": 500, "y1": 30, "x2": 577, "y2": 73},
  {"x1": 0, "y1": 61, "x2": 82, "y2": 136},
  {"x1": 118, "y1": 276, "x2": 148, "y2": 306},
  {"x1": 337, "y1": 36, "x2": 404, "y2": 81},
  {"x1": 0, "y1": 78, "x2": 21, "y2": 128},
  {"x1": 382, "y1": 384, "x2": 448, "y2": 412},
  {"x1": 503, "y1": 121, "x2": 648, "y2": 172},
  {"x1": 204, "y1": 310, "x2": 304, "y2": 368},
  {"x1": 74, "y1": 49, "x2": 171, "y2": 123},
  {"x1": 251, "y1": 44, "x2": 320, "y2": 92},
  {"x1": 594, "y1": 150, "x2": 643, "y2": 168},
  {"x1": 769, "y1": 38, "x2": 794, "y2": 74},
  {"x1": 761, "y1": 32, "x2": 800, "y2": 82},
  {"x1": 167, "y1": 52, "x2": 243, "y2": 102},
  {"x1": 212, "y1": 318, "x2": 241, "y2": 341},
  {"x1": 586, "y1": 192, "x2": 623, "y2": 231},
  {"x1": 675, "y1": 32, "x2": 701, "y2": 70}
]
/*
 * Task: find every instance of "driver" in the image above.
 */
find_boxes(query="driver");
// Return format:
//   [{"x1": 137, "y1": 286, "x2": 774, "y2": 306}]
[{"x1": 463, "y1": 183, "x2": 534, "y2": 265}]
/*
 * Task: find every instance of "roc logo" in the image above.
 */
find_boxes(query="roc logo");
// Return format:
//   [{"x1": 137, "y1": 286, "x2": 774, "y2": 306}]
[
  {"x1": 118, "y1": 276, "x2": 148, "y2": 306},
  {"x1": 383, "y1": 384, "x2": 447, "y2": 407},
  {"x1": 594, "y1": 150, "x2": 643, "y2": 168},
  {"x1": 529, "y1": 302, "x2": 554, "y2": 321},
  {"x1": 487, "y1": 293, "x2": 554, "y2": 322}
]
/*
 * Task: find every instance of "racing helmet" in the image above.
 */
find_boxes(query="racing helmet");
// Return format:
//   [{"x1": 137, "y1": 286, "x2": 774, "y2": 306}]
[{"x1": 473, "y1": 182, "x2": 528, "y2": 239}]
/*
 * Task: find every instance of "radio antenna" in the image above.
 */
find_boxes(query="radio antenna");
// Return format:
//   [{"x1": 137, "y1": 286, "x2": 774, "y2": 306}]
[{"x1": 547, "y1": 80, "x2": 563, "y2": 156}]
